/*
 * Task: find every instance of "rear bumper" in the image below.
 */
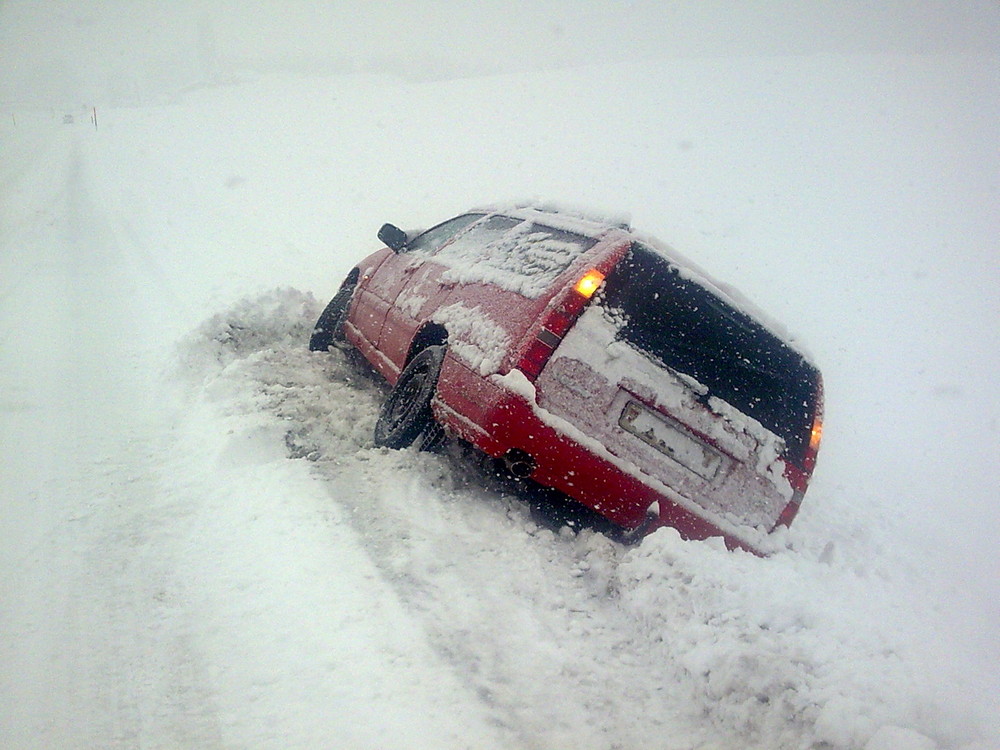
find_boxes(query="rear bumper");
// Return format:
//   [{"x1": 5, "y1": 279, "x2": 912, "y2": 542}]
[{"x1": 433, "y1": 365, "x2": 772, "y2": 554}]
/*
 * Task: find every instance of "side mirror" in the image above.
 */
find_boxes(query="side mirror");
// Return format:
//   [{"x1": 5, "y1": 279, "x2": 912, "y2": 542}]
[{"x1": 377, "y1": 223, "x2": 408, "y2": 252}]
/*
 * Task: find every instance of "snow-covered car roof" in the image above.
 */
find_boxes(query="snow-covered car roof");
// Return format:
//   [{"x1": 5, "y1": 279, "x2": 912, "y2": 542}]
[{"x1": 472, "y1": 201, "x2": 632, "y2": 239}]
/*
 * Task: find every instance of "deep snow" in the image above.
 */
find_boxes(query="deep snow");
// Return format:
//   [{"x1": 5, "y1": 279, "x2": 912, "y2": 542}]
[{"x1": 2, "y1": 3, "x2": 999, "y2": 749}]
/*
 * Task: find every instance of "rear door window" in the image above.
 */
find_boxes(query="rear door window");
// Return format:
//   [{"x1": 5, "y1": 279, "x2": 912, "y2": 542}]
[{"x1": 432, "y1": 216, "x2": 598, "y2": 298}]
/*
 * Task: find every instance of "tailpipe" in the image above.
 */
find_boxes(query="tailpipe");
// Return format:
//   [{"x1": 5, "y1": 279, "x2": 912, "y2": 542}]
[{"x1": 502, "y1": 449, "x2": 537, "y2": 479}]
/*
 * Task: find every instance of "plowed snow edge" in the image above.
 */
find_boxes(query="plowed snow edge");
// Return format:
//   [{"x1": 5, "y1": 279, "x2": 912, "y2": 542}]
[{"x1": 171, "y1": 288, "x2": 996, "y2": 750}]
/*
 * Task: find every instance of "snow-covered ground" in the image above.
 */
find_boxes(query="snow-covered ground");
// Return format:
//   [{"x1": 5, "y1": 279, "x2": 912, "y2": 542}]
[{"x1": 2, "y1": 3, "x2": 998, "y2": 749}]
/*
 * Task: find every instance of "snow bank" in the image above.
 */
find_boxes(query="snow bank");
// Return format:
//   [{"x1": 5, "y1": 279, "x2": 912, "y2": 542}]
[
  {"x1": 174, "y1": 290, "x2": 997, "y2": 750},
  {"x1": 616, "y1": 527, "x2": 994, "y2": 750}
]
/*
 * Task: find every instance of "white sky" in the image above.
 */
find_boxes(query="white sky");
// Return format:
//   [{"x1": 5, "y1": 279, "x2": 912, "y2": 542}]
[{"x1": 3, "y1": 1, "x2": 999, "y2": 106}]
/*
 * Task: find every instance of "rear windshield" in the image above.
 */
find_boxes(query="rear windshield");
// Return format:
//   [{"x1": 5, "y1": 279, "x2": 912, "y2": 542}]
[{"x1": 598, "y1": 243, "x2": 819, "y2": 463}]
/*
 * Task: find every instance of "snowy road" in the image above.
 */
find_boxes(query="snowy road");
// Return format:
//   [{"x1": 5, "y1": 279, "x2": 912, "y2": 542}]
[{"x1": 3, "y1": 4, "x2": 999, "y2": 747}]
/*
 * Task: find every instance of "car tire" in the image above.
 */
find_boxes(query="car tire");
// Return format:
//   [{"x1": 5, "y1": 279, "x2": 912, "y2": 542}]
[
  {"x1": 309, "y1": 279, "x2": 356, "y2": 352},
  {"x1": 374, "y1": 345, "x2": 447, "y2": 450}
]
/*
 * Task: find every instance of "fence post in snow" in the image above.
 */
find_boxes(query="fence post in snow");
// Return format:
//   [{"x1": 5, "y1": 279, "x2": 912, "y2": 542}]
[{"x1": 92, "y1": 107, "x2": 98, "y2": 130}]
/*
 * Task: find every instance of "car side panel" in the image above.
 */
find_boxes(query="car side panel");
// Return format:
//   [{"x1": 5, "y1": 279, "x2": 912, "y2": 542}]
[
  {"x1": 347, "y1": 247, "x2": 446, "y2": 384},
  {"x1": 419, "y1": 244, "x2": 616, "y2": 441},
  {"x1": 345, "y1": 248, "x2": 396, "y2": 358},
  {"x1": 377, "y1": 260, "x2": 458, "y2": 375}
]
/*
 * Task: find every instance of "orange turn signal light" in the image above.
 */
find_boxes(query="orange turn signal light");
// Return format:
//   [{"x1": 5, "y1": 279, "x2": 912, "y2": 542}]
[
  {"x1": 809, "y1": 416, "x2": 823, "y2": 452},
  {"x1": 573, "y1": 269, "x2": 605, "y2": 299}
]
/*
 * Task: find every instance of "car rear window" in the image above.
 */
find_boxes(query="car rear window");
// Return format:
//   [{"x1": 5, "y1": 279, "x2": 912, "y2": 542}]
[
  {"x1": 433, "y1": 215, "x2": 598, "y2": 298},
  {"x1": 598, "y1": 243, "x2": 820, "y2": 463}
]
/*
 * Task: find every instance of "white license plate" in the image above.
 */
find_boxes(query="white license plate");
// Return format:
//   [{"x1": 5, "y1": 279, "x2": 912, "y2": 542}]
[{"x1": 619, "y1": 400, "x2": 723, "y2": 481}]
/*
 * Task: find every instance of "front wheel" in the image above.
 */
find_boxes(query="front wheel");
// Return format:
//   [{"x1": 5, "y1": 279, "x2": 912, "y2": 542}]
[
  {"x1": 374, "y1": 345, "x2": 447, "y2": 450},
  {"x1": 309, "y1": 279, "x2": 356, "y2": 352}
]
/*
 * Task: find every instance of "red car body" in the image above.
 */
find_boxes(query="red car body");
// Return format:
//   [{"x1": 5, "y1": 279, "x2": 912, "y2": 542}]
[{"x1": 315, "y1": 205, "x2": 823, "y2": 553}]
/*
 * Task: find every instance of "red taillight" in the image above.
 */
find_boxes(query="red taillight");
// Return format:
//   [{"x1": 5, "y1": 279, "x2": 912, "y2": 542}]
[
  {"x1": 519, "y1": 336, "x2": 557, "y2": 380},
  {"x1": 516, "y1": 268, "x2": 606, "y2": 382},
  {"x1": 775, "y1": 380, "x2": 824, "y2": 530}
]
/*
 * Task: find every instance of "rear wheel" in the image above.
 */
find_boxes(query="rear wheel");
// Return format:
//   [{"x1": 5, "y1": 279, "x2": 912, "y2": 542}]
[
  {"x1": 309, "y1": 279, "x2": 356, "y2": 352},
  {"x1": 374, "y1": 345, "x2": 447, "y2": 450}
]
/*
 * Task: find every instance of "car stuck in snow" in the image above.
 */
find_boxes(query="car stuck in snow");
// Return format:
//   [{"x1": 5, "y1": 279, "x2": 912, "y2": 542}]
[{"x1": 310, "y1": 204, "x2": 823, "y2": 553}]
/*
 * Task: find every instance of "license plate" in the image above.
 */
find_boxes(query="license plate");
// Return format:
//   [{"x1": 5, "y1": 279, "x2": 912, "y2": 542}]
[{"x1": 619, "y1": 400, "x2": 722, "y2": 481}]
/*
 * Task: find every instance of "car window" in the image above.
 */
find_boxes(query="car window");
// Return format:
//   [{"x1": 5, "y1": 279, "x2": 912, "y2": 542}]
[
  {"x1": 433, "y1": 216, "x2": 597, "y2": 298},
  {"x1": 598, "y1": 243, "x2": 820, "y2": 462},
  {"x1": 431, "y1": 214, "x2": 522, "y2": 256},
  {"x1": 405, "y1": 213, "x2": 483, "y2": 254}
]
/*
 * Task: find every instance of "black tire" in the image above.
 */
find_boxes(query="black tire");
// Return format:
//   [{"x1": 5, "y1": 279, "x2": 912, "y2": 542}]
[
  {"x1": 374, "y1": 345, "x2": 447, "y2": 450},
  {"x1": 309, "y1": 280, "x2": 356, "y2": 352}
]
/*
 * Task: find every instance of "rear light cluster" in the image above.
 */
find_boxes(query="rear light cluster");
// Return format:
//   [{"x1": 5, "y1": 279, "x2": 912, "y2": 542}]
[
  {"x1": 805, "y1": 412, "x2": 823, "y2": 473},
  {"x1": 802, "y1": 378, "x2": 825, "y2": 477},
  {"x1": 776, "y1": 379, "x2": 824, "y2": 529},
  {"x1": 518, "y1": 269, "x2": 605, "y2": 381}
]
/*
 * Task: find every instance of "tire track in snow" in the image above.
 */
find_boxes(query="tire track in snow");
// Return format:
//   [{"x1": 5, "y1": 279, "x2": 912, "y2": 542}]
[
  {"x1": 64, "y1": 134, "x2": 227, "y2": 749},
  {"x1": 1, "y1": 131, "x2": 226, "y2": 749}
]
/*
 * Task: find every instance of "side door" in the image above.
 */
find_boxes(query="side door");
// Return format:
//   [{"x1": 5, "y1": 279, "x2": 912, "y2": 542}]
[
  {"x1": 379, "y1": 215, "x2": 528, "y2": 372},
  {"x1": 360, "y1": 214, "x2": 484, "y2": 377}
]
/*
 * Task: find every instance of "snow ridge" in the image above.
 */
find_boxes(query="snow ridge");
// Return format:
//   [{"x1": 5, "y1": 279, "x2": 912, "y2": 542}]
[{"x1": 171, "y1": 290, "x2": 995, "y2": 750}]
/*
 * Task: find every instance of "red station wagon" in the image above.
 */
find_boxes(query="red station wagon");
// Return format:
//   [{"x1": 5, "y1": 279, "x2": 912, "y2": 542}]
[{"x1": 310, "y1": 205, "x2": 823, "y2": 553}]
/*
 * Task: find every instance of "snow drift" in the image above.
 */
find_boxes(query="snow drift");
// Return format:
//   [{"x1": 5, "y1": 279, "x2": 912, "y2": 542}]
[{"x1": 2, "y1": 2, "x2": 998, "y2": 748}]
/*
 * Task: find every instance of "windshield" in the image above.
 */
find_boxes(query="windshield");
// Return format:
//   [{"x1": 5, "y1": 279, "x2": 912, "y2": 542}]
[
  {"x1": 598, "y1": 243, "x2": 820, "y2": 464},
  {"x1": 405, "y1": 213, "x2": 484, "y2": 253}
]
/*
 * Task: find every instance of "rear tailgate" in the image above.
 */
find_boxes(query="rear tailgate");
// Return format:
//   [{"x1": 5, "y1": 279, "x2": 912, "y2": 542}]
[{"x1": 535, "y1": 305, "x2": 792, "y2": 532}]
